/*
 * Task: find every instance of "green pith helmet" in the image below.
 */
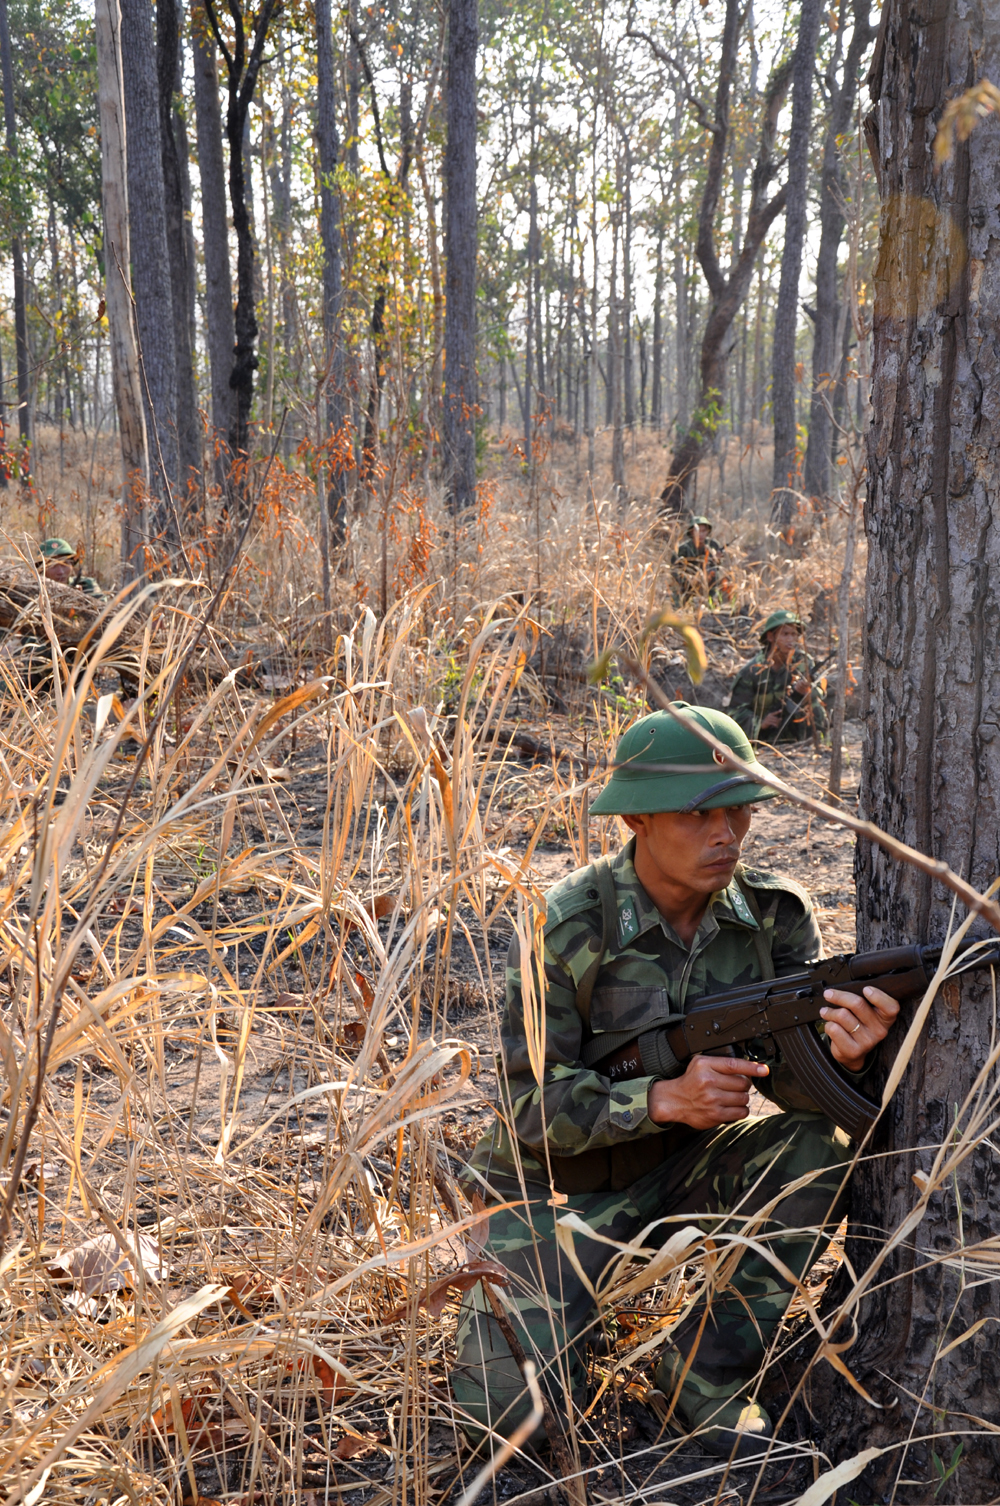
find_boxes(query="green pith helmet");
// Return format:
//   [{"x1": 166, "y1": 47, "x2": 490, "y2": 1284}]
[
  {"x1": 37, "y1": 537, "x2": 77, "y2": 562},
  {"x1": 688, "y1": 514, "x2": 713, "y2": 533},
  {"x1": 589, "y1": 704, "x2": 777, "y2": 815},
  {"x1": 758, "y1": 609, "x2": 803, "y2": 642}
]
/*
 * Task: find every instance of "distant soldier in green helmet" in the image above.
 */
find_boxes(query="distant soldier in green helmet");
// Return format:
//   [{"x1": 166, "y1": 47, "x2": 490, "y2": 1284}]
[
  {"x1": 728, "y1": 609, "x2": 828, "y2": 743},
  {"x1": 453, "y1": 705, "x2": 898, "y2": 1457},
  {"x1": 672, "y1": 515, "x2": 726, "y2": 599},
  {"x1": 35, "y1": 538, "x2": 108, "y2": 600}
]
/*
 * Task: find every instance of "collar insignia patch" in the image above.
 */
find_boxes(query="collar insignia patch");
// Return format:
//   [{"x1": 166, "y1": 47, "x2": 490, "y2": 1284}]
[
  {"x1": 618, "y1": 903, "x2": 639, "y2": 946},
  {"x1": 728, "y1": 885, "x2": 759, "y2": 928}
]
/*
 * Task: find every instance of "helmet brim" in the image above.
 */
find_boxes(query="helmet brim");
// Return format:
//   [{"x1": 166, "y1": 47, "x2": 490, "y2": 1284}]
[{"x1": 590, "y1": 766, "x2": 778, "y2": 815}]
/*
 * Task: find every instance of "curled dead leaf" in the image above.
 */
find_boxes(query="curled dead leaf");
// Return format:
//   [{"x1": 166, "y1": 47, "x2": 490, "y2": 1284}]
[
  {"x1": 48, "y1": 1231, "x2": 166, "y2": 1296},
  {"x1": 385, "y1": 1259, "x2": 509, "y2": 1322}
]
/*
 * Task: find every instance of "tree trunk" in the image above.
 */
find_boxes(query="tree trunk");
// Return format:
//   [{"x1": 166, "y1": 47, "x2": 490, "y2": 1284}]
[
  {"x1": 315, "y1": 0, "x2": 348, "y2": 542},
  {"x1": 673, "y1": 245, "x2": 688, "y2": 433},
  {"x1": 802, "y1": 0, "x2": 873, "y2": 505},
  {"x1": 770, "y1": 0, "x2": 822, "y2": 527},
  {"x1": 815, "y1": 3, "x2": 1000, "y2": 1496},
  {"x1": 94, "y1": 0, "x2": 149, "y2": 576},
  {"x1": 642, "y1": 0, "x2": 790, "y2": 513},
  {"x1": 202, "y1": 0, "x2": 281, "y2": 487},
  {"x1": 651, "y1": 221, "x2": 664, "y2": 431},
  {"x1": 442, "y1": 0, "x2": 478, "y2": 514},
  {"x1": 120, "y1": 0, "x2": 179, "y2": 525},
  {"x1": 191, "y1": 2, "x2": 235, "y2": 478},
  {"x1": 622, "y1": 158, "x2": 634, "y2": 434},
  {"x1": 609, "y1": 206, "x2": 624, "y2": 493},
  {"x1": 157, "y1": 0, "x2": 200, "y2": 500},
  {"x1": 0, "y1": 0, "x2": 32, "y2": 471}
]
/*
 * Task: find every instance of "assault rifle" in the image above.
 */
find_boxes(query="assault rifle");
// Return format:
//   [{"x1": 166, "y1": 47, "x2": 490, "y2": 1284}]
[{"x1": 594, "y1": 938, "x2": 1000, "y2": 1139}]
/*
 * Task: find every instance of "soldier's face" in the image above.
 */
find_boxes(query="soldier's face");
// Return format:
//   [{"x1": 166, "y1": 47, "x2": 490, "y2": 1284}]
[
  {"x1": 43, "y1": 558, "x2": 73, "y2": 584},
  {"x1": 769, "y1": 624, "x2": 801, "y2": 658},
  {"x1": 624, "y1": 804, "x2": 753, "y2": 897}
]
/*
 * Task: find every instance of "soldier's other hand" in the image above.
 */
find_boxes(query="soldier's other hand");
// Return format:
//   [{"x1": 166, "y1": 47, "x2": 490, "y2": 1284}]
[
  {"x1": 821, "y1": 985, "x2": 899, "y2": 1071},
  {"x1": 647, "y1": 1055, "x2": 770, "y2": 1131},
  {"x1": 791, "y1": 677, "x2": 810, "y2": 695},
  {"x1": 760, "y1": 711, "x2": 783, "y2": 730}
]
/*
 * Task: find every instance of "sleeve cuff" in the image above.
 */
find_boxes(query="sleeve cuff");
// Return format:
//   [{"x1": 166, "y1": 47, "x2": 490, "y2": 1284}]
[
  {"x1": 841, "y1": 1056, "x2": 872, "y2": 1081},
  {"x1": 608, "y1": 1075, "x2": 657, "y2": 1133}
]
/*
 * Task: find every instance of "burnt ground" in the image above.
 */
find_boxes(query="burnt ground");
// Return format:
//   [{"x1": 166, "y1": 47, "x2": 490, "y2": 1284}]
[{"x1": 12, "y1": 705, "x2": 865, "y2": 1506}]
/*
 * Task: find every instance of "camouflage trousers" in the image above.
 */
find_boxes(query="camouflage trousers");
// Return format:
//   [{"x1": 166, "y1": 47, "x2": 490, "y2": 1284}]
[{"x1": 453, "y1": 1110, "x2": 850, "y2": 1439}]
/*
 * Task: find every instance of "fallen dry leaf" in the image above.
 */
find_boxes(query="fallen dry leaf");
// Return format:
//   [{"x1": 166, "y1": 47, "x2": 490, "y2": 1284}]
[
  {"x1": 48, "y1": 1231, "x2": 166, "y2": 1295},
  {"x1": 286, "y1": 1352, "x2": 353, "y2": 1405},
  {"x1": 385, "y1": 1260, "x2": 509, "y2": 1322},
  {"x1": 149, "y1": 1387, "x2": 245, "y2": 1451},
  {"x1": 273, "y1": 991, "x2": 305, "y2": 1011},
  {"x1": 467, "y1": 1192, "x2": 493, "y2": 1260},
  {"x1": 333, "y1": 1431, "x2": 382, "y2": 1460}
]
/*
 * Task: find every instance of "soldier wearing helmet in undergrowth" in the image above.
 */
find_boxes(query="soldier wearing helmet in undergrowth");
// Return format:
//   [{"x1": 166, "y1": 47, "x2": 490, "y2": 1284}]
[
  {"x1": 672, "y1": 516, "x2": 726, "y2": 599},
  {"x1": 452, "y1": 705, "x2": 898, "y2": 1457},
  {"x1": 36, "y1": 537, "x2": 108, "y2": 599},
  {"x1": 728, "y1": 610, "x2": 827, "y2": 743}
]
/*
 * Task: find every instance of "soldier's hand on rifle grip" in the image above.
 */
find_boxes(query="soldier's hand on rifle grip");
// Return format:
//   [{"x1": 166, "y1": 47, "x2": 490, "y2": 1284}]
[
  {"x1": 647, "y1": 1055, "x2": 770, "y2": 1131},
  {"x1": 820, "y1": 984, "x2": 900, "y2": 1071}
]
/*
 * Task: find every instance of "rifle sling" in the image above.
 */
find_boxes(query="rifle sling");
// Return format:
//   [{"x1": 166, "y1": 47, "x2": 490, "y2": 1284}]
[{"x1": 574, "y1": 854, "x2": 618, "y2": 1031}]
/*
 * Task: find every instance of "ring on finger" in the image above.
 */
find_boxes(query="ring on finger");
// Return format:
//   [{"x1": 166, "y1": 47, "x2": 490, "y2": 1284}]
[{"x1": 850, "y1": 1020, "x2": 862, "y2": 1035}]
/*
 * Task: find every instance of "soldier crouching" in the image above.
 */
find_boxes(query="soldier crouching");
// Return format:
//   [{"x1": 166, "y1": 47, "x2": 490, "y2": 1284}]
[{"x1": 452, "y1": 706, "x2": 897, "y2": 1457}]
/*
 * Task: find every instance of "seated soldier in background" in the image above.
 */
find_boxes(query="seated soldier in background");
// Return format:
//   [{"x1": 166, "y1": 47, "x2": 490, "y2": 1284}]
[
  {"x1": 728, "y1": 610, "x2": 827, "y2": 743},
  {"x1": 453, "y1": 706, "x2": 896, "y2": 1456},
  {"x1": 672, "y1": 515, "x2": 726, "y2": 598},
  {"x1": 36, "y1": 537, "x2": 107, "y2": 599}
]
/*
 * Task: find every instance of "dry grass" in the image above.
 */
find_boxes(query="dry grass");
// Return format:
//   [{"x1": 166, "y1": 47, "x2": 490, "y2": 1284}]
[{"x1": 0, "y1": 427, "x2": 991, "y2": 1505}]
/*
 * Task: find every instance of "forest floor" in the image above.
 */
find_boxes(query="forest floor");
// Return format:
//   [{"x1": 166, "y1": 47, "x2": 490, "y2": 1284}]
[
  {"x1": 0, "y1": 437, "x2": 879, "y2": 1505},
  {"x1": 11, "y1": 660, "x2": 863, "y2": 1505}
]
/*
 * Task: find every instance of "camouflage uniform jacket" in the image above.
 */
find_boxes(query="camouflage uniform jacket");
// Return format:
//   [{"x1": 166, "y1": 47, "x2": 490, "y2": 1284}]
[
  {"x1": 467, "y1": 839, "x2": 859, "y2": 1193},
  {"x1": 672, "y1": 537, "x2": 724, "y2": 573},
  {"x1": 728, "y1": 648, "x2": 828, "y2": 740}
]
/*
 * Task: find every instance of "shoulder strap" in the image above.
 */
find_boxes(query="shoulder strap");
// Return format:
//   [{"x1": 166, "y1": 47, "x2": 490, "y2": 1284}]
[
  {"x1": 575, "y1": 854, "x2": 618, "y2": 1029},
  {"x1": 734, "y1": 865, "x2": 776, "y2": 982}
]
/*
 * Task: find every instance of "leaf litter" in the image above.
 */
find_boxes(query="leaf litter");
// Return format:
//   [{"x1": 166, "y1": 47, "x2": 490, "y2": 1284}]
[{"x1": 0, "y1": 532, "x2": 986, "y2": 1506}]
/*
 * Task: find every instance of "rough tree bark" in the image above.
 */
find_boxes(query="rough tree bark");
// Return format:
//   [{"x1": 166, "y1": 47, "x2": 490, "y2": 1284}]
[
  {"x1": 802, "y1": 0, "x2": 874, "y2": 503},
  {"x1": 191, "y1": 1, "x2": 235, "y2": 476},
  {"x1": 442, "y1": 0, "x2": 478, "y2": 515},
  {"x1": 94, "y1": 0, "x2": 149, "y2": 575},
  {"x1": 156, "y1": 0, "x2": 200, "y2": 497},
  {"x1": 202, "y1": 0, "x2": 282, "y2": 487},
  {"x1": 120, "y1": 0, "x2": 179, "y2": 526},
  {"x1": 814, "y1": 3, "x2": 1000, "y2": 1497},
  {"x1": 630, "y1": 0, "x2": 791, "y2": 514},
  {"x1": 770, "y1": 0, "x2": 822, "y2": 527},
  {"x1": 315, "y1": 0, "x2": 348, "y2": 541},
  {"x1": 651, "y1": 217, "x2": 664, "y2": 430},
  {"x1": 0, "y1": 0, "x2": 32, "y2": 470}
]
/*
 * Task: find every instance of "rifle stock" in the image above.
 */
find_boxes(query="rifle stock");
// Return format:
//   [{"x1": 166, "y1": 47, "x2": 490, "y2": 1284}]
[{"x1": 593, "y1": 938, "x2": 1000, "y2": 1139}]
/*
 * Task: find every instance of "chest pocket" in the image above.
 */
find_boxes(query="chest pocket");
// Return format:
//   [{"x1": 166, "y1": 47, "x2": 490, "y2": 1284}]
[{"x1": 587, "y1": 985, "x2": 677, "y2": 1036}]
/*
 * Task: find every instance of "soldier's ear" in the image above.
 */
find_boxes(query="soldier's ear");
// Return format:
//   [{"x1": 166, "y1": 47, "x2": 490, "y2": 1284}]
[{"x1": 621, "y1": 813, "x2": 647, "y2": 836}]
